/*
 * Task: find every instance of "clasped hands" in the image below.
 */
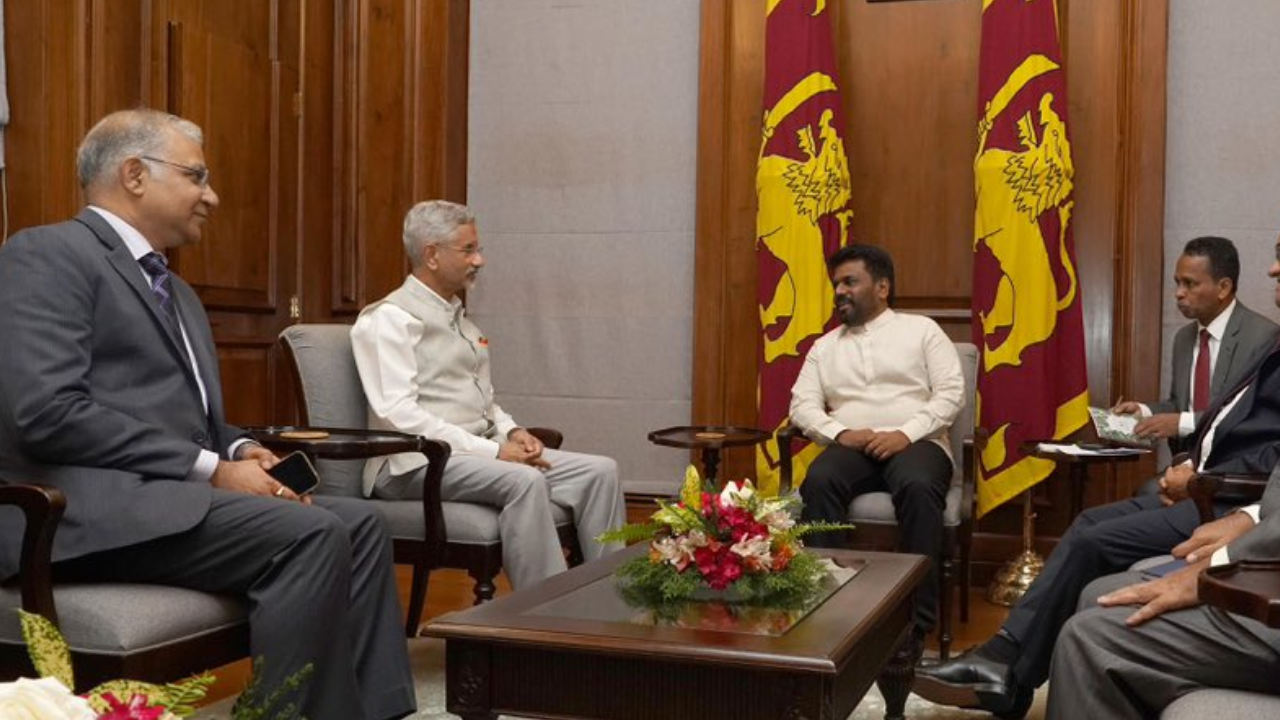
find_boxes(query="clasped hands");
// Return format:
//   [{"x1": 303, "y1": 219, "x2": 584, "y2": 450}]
[
  {"x1": 836, "y1": 428, "x2": 910, "y2": 461},
  {"x1": 1096, "y1": 512, "x2": 1255, "y2": 626},
  {"x1": 211, "y1": 445, "x2": 311, "y2": 503},
  {"x1": 498, "y1": 428, "x2": 551, "y2": 470}
]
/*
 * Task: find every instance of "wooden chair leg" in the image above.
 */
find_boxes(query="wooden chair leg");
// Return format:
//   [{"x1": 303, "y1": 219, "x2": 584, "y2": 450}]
[
  {"x1": 471, "y1": 573, "x2": 497, "y2": 605},
  {"x1": 959, "y1": 542, "x2": 971, "y2": 623},
  {"x1": 404, "y1": 562, "x2": 430, "y2": 637},
  {"x1": 939, "y1": 555, "x2": 954, "y2": 661}
]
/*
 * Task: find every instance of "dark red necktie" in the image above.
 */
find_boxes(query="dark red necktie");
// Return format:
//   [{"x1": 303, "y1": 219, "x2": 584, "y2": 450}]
[{"x1": 1193, "y1": 328, "x2": 1210, "y2": 412}]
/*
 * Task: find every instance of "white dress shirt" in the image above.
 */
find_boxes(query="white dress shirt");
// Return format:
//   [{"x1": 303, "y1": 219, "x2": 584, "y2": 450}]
[{"x1": 789, "y1": 308, "x2": 965, "y2": 459}]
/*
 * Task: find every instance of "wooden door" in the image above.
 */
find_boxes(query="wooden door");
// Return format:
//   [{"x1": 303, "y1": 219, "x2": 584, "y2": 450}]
[{"x1": 146, "y1": 0, "x2": 304, "y2": 425}]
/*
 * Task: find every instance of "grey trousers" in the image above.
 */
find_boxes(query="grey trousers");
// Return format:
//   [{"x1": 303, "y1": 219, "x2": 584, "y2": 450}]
[
  {"x1": 377, "y1": 447, "x2": 626, "y2": 589},
  {"x1": 1046, "y1": 570, "x2": 1280, "y2": 720},
  {"x1": 57, "y1": 492, "x2": 415, "y2": 720}
]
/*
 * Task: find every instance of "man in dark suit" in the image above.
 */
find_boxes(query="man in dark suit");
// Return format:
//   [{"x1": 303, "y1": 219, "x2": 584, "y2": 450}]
[
  {"x1": 914, "y1": 236, "x2": 1280, "y2": 719},
  {"x1": 1048, "y1": 363, "x2": 1280, "y2": 717},
  {"x1": 0, "y1": 109, "x2": 414, "y2": 720},
  {"x1": 1114, "y1": 236, "x2": 1277, "y2": 495}
]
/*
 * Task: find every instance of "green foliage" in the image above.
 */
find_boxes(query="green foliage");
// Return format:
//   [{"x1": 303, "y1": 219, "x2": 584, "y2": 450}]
[
  {"x1": 87, "y1": 676, "x2": 215, "y2": 716},
  {"x1": 614, "y1": 548, "x2": 833, "y2": 608},
  {"x1": 17, "y1": 610, "x2": 74, "y2": 689},
  {"x1": 229, "y1": 657, "x2": 314, "y2": 720},
  {"x1": 595, "y1": 521, "x2": 662, "y2": 546},
  {"x1": 18, "y1": 609, "x2": 214, "y2": 716}
]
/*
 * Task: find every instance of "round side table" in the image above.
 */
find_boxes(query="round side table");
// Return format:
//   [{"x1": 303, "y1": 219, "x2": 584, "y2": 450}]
[{"x1": 647, "y1": 425, "x2": 769, "y2": 485}]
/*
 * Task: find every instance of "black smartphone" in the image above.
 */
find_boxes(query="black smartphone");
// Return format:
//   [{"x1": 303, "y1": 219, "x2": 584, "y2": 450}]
[
  {"x1": 268, "y1": 451, "x2": 320, "y2": 496},
  {"x1": 1140, "y1": 557, "x2": 1189, "y2": 579}
]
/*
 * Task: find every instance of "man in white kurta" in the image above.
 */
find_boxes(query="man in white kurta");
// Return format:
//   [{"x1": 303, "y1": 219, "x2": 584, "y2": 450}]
[
  {"x1": 351, "y1": 200, "x2": 625, "y2": 589},
  {"x1": 792, "y1": 244, "x2": 964, "y2": 651}
]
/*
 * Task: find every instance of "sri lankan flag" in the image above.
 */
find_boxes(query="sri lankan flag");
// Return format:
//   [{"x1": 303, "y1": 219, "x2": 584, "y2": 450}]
[
  {"x1": 973, "y1": 0, "x2": 1089, "y2": 516},
  {"x1": 756, "y1": 0, "x2": 853, "y2": 496}
]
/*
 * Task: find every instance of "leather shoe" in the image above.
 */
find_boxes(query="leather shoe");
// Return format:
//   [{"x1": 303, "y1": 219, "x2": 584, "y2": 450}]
[{"x1": 913, "y1": 649, "x2": 1032, "y2": 719}]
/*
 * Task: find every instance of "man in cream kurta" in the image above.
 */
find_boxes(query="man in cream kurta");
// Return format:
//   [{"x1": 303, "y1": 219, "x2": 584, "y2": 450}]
[
  {"x1": 792, "y1": 244, "x2": 964, "y2": 650},
  {"x1": 351, "y1": 200, "x2": 625, "y2": 590}
]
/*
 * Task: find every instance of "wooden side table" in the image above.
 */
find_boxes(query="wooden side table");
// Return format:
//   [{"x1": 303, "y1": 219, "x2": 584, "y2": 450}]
[{"x1": 647, "y1": 425, "x2": 769, "y2": 484}]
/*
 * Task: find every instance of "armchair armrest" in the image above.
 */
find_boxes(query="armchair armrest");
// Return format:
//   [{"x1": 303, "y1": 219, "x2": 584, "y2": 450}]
[
  {"x1": 526, "y1": 427, "x2": 563, "y2": 450},
  {"x1": 1190, "y1": 472, "x2": 1269, "y2": 524},
  {"x1": 1199, "y1": 561, "x2": 1280, "y2": 628},
  {"x1": 0, "y1": 482, "x2": 65, "y2": 624},
  {"x1": 776, "y1": 421, "x2": 804, "y2": 495}
]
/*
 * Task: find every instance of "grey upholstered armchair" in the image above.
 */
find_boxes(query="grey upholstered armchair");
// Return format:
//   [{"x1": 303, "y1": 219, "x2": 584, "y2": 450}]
[
  {"x1": 0, "y1": 483, "x2": 249, "y2": 689},
  {"x1": 275, "y1": 324, "x2": 580, "y2": 636}
]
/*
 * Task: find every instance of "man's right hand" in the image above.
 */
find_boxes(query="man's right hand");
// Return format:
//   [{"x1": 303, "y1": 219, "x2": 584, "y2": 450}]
[
  {"x1": 1158, "y1": 462, "x2": 1196, "y2": 506},
  {"x1": 1112, "y1": 400, "x2": 1143, "y2": 416},
  {"x1": 498, "y1": 441, "x2": 551, "y2": 470},
  {"x1": 835, "y1": 428, "x2": 874, "y2": 450},
  {"x1": 212, "y1": 459, "x2": 304, "y2": 501}
]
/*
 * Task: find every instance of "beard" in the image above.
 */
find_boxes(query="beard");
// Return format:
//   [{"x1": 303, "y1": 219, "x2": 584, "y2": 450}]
[{"x1": 836, "y1": 298, "x2": 865, "y2": 327}]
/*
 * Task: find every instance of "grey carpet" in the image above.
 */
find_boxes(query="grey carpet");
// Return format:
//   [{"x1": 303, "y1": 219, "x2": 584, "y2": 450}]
[{"x1": 192, "y1": 637, "x2": 1047, "y2": 719}]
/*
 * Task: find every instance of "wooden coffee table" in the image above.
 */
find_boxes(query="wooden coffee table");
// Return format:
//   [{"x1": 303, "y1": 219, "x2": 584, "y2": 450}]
[{"x1": 424, "y1": 545, "x2": 927, "y2": 720}]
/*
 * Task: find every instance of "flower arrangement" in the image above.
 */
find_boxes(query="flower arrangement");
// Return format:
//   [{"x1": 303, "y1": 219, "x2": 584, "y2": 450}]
[
  {"x1": 1, "y1": 610, "x2": 311, "y2": 720},
  {"x1": 598, "y1": 466, "x2": 851, "y2": 608}
]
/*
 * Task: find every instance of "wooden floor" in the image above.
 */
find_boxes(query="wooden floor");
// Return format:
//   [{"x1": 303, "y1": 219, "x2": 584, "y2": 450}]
[{"x1": 199, "y1": 568, "x2": 1012, "y2": 705}]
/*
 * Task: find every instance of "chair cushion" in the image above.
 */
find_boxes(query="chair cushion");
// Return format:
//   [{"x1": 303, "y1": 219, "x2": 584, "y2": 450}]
[
  {"x1": 0, "y1": 584, "x2": 245, "y2": 654},
  {"x1": 370, "y1": 499, "x2": 574, "y2": 545},
  {"x1": 846, "y1": 484, "x2": 963, "y2": 527},
  {"x1": 1162, "y1": 688, "x2": 1280, "y2": 718}
]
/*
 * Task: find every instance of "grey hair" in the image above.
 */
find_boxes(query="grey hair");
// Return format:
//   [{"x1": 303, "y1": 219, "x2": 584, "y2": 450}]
[
  {"x1": 403, "y1": 200, "x2": 475, "y2": 267},
  {"x1": 76, "y1": 109, "x2": 204, "y2": 189}
]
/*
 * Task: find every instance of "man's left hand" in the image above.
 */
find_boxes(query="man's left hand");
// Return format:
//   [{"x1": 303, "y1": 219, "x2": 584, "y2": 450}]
[
  {"x1": 864, "y1": 431, "x2": 910, "y2": 461},
  {"x1": 1096, "y1": 561, "x2": 1205, "y2": 626},
  {"x1": 238, "y1": 444, "x2": 280, "y2": 470}
]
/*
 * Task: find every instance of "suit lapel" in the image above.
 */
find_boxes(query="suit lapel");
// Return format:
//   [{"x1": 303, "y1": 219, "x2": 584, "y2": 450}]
[
  {"x1": 74, "y1": 209, "x2": 205, "y2": 400},
  {"x1": 1212, "y1": 309, "x2": 1245, "y2": 396}
]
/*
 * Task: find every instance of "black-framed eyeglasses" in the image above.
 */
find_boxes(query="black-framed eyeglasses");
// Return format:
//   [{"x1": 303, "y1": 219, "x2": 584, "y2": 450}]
[
  {"x1": 140, "y1": 155, "x2": 211, "y2": 188},
  {"x1": 438, "y1": 243, "x2": 484, "y2": 258}
]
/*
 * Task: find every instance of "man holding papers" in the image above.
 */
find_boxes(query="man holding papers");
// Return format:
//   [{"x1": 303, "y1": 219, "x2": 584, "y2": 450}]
[{"x1": 915, "y1": 235, "x2": 1280, "y2": 719}]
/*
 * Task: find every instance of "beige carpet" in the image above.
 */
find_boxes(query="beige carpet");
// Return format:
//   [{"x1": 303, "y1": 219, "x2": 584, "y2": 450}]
[{"x1": 193, "y1": 637, "x2": 1047, "y2": 719}]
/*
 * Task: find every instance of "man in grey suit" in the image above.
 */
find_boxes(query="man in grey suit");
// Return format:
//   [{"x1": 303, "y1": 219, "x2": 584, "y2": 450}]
[
  {"x1": 1115, "y1": 236, "x2": 1278, "y2": 495},
  {"x1": 0, "y1": 109, "x2": 414, "y2": 720},
  {"x1": 915, "y1": 235, "x2": 1280, "y2": 719}
]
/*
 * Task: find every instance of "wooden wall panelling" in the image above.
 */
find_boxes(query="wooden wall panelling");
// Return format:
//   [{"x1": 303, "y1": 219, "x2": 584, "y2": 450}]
[
  {"x1": 334, "y1": 0, "x2": 470, "y2": 315},
  {"x1": 694, "y1": 0, "x2": 1168, "y2": 566},
  {"x1": 2, "y1": 0, "x2": 145, "y2": 240}
]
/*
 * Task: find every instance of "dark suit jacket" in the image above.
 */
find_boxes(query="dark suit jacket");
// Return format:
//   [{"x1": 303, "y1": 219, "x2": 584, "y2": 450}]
[
  {"x1": 0, "y1": 208, "x2": 244, "y2": 579},
  {"x1": 1150, "y1": 303, "x2": 1278, "y2": 454},
  {"x1": 1194, "y1": 342, "x2": 1280, "y2": 477}
]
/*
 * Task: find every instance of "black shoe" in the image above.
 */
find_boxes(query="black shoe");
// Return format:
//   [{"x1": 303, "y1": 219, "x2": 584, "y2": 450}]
[{"x1": 913, "y1": 648, "x2": 1032, "y2": 719}]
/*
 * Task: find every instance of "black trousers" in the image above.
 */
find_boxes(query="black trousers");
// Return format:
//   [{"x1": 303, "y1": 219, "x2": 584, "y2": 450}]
[
  {"x1": 1003, "y1": 494, "x2": 1212, "y2": 689},
  {"x1": 798, "y1": 441, "x2": 951, "y2": 632},
  {"x1": 57, "y1": 493, "x2": 415, "y2": 720}
]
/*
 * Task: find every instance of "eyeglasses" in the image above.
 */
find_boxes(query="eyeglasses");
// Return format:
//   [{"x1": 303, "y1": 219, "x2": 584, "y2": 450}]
[
  {"x1": 140, "y1": 155, "x2": 211, "y2": 188},
  {"x1": 438, "y1": 243, "x2": 484, "y2": 258}
]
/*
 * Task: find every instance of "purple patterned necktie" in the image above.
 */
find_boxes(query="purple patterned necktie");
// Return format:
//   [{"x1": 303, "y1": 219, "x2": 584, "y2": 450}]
[{"x1": 138, "y1": 251, "x2": 180, "y2": 330}]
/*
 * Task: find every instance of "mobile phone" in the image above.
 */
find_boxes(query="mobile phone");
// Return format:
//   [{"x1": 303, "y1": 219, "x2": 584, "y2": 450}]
[
  {"x1": 268, "y1": 451, "x2": 320, "y2": 496},
  {"x1": 1140, "y1": 557, "x2": 1189, "y2": 579}
]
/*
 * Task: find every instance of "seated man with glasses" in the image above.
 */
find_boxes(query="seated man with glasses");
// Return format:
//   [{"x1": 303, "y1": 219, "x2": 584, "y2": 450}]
[{"x1": 350, "y1": 200, "x2": 627, "y2": 590}]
